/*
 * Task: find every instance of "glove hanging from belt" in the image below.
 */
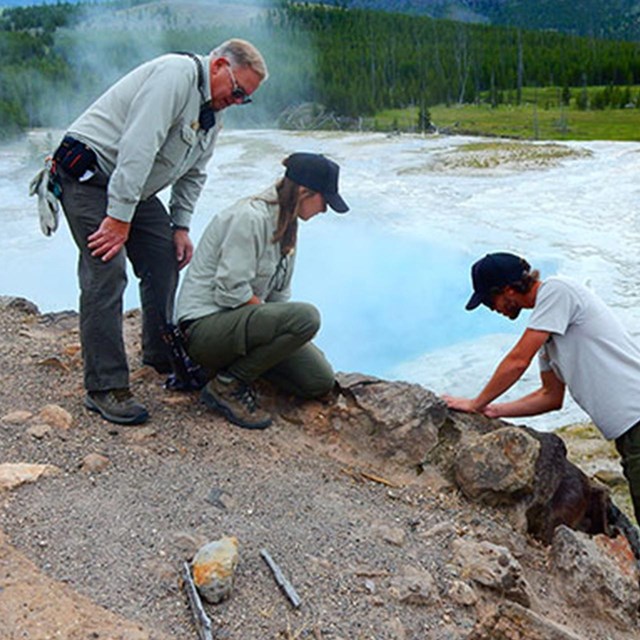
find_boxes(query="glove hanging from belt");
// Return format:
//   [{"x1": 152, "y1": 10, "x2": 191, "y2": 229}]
[{"x1": 28, "y1": 156, "x2": 60, "y2": 237}]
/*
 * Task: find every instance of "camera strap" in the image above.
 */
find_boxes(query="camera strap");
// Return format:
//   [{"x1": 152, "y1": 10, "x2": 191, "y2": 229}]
[{"x1": 175, "y1": 51, "x2": 216, "y2": 132}]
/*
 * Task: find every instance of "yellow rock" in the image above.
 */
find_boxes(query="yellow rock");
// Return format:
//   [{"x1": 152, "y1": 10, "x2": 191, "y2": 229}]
[{"x1": 192, "y1": 536, "x2": 239, "y2": 604}]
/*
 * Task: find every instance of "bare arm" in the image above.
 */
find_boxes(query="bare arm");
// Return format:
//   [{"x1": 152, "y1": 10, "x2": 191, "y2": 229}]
[
  {"x1": 443, "y1": 328, "x2": 550, "y2": 413},
  {"x1": 483, "y1": 369, "x2": 565, "y2": 418}
]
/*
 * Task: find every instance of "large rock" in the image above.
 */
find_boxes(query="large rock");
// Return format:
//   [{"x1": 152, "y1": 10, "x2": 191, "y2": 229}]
[
  {"x1": 335, "y1": 374, "x2": 447, "y2": 466},
  {"x1": 453, "y1": 538, "x2": 530, "y2": 607},
  {"x1": 525, "y1": 430, "x2": 609, "y2": 543},
  {"x1": 550, "y1": 525, "x2": 640, "y2": 629},
  {"x1": 468, "y1": 601, "x2": 583, "y2": 640},
  {"x1": 428, "y1": 411, "x2": 611, "y2": 544},
  {"x1": 0, "y1": 296, "x2": 39, "y2": 315},
  {"x1": 454, "y1": 427, "x2": 540, "y2": 504}
]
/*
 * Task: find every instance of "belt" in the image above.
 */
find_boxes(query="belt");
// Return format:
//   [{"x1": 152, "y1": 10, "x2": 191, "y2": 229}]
[{"x1": 179, "y1": 319, "x2": 196, "y2": 335}]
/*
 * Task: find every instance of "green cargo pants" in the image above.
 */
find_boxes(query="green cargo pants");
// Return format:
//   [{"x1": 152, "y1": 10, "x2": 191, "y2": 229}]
[
  {"x1": 185, "y1": 301, "x2": 334, "y2": 399},
  {"x1": 615, "y1": 420, "x2": 640, "y2": 524}
]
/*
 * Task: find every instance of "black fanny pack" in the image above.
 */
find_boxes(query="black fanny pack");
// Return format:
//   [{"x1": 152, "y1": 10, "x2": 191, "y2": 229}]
[{"x1": 53, "y1": 136, "x2": 97, "y2": 179}]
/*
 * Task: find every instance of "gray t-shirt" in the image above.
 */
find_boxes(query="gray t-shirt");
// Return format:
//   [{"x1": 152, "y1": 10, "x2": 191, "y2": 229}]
[{"x1": 528, "y1": 277, "x2": 640, "y2": 440}]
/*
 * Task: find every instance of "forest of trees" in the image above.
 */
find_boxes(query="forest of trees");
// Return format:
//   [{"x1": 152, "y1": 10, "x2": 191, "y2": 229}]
[
  {"x1": 310, "y1": 0, "x2": 640, "y2": 42},
  {"x1": 2, "y1": 0, "x2": 640, "y2": 138}
]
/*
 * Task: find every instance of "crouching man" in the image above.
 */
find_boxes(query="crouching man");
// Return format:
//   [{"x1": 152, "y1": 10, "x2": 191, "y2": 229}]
[{"x1": 444, "y1": 252, "x2": 640, "y2": 524}]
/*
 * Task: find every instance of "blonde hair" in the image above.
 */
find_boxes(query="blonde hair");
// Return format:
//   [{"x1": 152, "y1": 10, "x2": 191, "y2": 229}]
[{"x1": 212, "y1": 39, "x2": 269, "y2": 81}]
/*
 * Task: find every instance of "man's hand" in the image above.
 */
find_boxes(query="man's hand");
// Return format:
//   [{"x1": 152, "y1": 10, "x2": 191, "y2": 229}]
[
  {"x1": 173, "y1": 228, "x2": 193, "y2": 270},
  {"x1": 88, "y1": 216, "x2": 131, "y2": 262},
  {"x1": 442, "y1": 395, "x2": 483, "y2": 413},
  {"x1": 482, "y1": 404, "x2": 503, "y2": 419}
]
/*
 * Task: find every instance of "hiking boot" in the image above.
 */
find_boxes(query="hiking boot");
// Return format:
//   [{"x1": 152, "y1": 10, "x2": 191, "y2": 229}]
[
  {"x1": 201, "y1": 373, "x2": 272, "y2": 430},
  {"x1": 85, "y1": 388, "x2": 149, "y2": 425}
]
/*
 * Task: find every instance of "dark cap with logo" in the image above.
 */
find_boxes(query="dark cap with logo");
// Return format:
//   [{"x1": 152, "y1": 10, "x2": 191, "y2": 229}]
[
  {"x1": 284, "y1": 152, "x2": 349, "y2": 213},
  {"x1": 466, "y1": 252, "x2": 531, "y2": 310}
]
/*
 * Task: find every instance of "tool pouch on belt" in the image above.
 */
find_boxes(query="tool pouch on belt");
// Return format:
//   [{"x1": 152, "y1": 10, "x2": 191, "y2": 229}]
[{"x1": 53, "y1": 136, "x2": 97, "y2": 179}]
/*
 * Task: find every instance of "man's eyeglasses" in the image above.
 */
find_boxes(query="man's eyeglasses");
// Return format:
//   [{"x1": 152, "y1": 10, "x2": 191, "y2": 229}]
[{"x1": 225, "y1": 65, "x2": 252, "y2": 105}]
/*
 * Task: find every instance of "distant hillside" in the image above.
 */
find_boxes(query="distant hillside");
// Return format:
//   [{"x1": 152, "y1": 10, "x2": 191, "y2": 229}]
[
  {"x1": 306, "y1": 0, "x2": 640, "y2": 41},
  {"x1": 4, "y1": 0, "x2": 640, "y2": 41}
]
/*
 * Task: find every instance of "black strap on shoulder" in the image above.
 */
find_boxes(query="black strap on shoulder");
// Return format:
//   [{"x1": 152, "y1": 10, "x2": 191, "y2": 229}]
[
  {"x1": 173, "y1": 51, "x2": 216, "y2": 132},
  {"x1": 174, "y1": 51, "x2": 206, "y2": 98}
]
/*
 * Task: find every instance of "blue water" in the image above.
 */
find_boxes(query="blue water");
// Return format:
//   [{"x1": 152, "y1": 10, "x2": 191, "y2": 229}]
[
  {"x1": 292, "y1": 215, "x2": 555, "y2": 377},
  {"x1": 2, "y1": 198, "x2": 554, "y2": 380}
]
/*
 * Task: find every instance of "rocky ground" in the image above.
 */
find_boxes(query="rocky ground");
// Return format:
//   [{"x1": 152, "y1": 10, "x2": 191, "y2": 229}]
[{"x1": 0, "y1": 297, "x2": 639, "y2": 640}]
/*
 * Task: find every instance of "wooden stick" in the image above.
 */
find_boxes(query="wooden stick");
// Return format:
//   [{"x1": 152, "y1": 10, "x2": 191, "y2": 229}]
[{"x1": 260, "y1": 548, "x2": 302, "y2": 608}]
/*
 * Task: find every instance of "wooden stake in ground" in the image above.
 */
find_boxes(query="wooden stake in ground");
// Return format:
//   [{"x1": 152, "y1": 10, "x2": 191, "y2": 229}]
[{"x1": 260, "y1": 548, "x2": 302, "y2": 609}]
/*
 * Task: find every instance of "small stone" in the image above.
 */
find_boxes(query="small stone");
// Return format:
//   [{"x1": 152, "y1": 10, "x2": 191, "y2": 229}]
[
  {"x1": 448, "y1": 579, "x2": 478, "y2": 606},
  {"x1": 375, "y1": 524, "x2": 406, "y2": 547},
  {"x1": 389, "y1": 565, "x2": 438, "y2": 606},
  {"x1": 36, "y1": 404, "x2": 73, "y2": 430},
  {"x1": 1, "y1": 410, "x2": 33, "y2": 425},
  {"x1": 192, "y1": 536, "x2": 239, "y2": 604},
  {"x1": 80, "y1": 453, "x2": 110, "y2": 473},
  {"x1": 125, "y1": 426, "x2": 158, "y2": 443},
  {"x1": 420, "y1": 521, "x2": 456, "y2": 540},
  {"x1": 385, "y1": 617, "x2": 406, "y2": 640},
  {"x1": 364, "y1": 578, "x2": 376, "y2": 594},
  {"x1": 0, "y1": 463, "x2": 61, "y2": 491},
  {"x1": 26, "y1": 424, "x2": 52, "y2": 439}
]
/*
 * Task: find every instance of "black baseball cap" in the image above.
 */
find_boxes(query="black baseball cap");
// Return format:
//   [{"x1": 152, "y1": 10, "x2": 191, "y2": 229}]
[
  {"x1": 466, "y1": 252, "x2": 531, "y2": 310},
  {"x1": 284, "y1": 152, "x2": 349, "y2": 213}
]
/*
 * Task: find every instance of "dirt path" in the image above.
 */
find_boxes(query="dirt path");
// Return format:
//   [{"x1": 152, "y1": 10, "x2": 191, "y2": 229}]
[{"x1": 0, "y1": 299, "x2": 637, "y2": 640}]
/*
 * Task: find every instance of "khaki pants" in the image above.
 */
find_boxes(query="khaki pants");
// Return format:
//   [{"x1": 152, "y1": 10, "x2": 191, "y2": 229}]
[
  {"x1": 615, "y1": 420, "x2": 640, "y2": 524},
  {"x1": 185, "y1": 302, "x2": 334, "y2": 399}
]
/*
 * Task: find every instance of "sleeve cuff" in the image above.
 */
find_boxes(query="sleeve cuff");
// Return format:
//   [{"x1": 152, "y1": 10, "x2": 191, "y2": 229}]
[
  {"x1": 170, "y1": 207, "x2": 193, "y2": 229},
  {"x1": 106, "y1": 200, "x2": 135, "y2": 223}
]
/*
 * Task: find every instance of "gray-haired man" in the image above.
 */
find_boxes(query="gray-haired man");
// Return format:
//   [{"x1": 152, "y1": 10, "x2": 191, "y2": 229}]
[
  {"x1": 53, "y1": 39, "x2": 268, "y2": 425},
  {"x1": 444, "y1": 252, "x2": 640, "y2": 524}
]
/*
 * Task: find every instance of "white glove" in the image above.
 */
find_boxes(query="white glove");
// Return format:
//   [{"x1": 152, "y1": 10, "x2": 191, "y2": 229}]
[{"x1": 29, "y1": 159, "x2": 60, "y2": 237}]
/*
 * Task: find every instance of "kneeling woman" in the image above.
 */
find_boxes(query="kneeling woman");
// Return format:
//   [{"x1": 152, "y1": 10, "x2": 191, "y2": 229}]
[{"x1": 175, "y1": 152, "x2": 349, "y2": 429}]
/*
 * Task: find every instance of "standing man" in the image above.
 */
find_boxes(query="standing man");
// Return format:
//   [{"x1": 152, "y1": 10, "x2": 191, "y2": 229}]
[
  {"x1": 444, "y1": 252, "x2": 640, "y2": 524},
  {"x1": 53, "y1": 39, "x2": 268, "y2": 425}
]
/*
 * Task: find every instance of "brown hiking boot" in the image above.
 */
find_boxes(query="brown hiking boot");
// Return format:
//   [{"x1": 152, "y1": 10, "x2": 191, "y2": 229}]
[
  {"x1": 85, "y1": 388, "x2": 149, "y2": 425},
  {"x1": 201, "y1": 373, "x2": 272, "y2": 430}
]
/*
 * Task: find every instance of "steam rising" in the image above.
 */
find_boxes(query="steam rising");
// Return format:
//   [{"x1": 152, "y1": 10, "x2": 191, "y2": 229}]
[{"x1": 35, "y1": 0, "x2": 315, "y2": 131}]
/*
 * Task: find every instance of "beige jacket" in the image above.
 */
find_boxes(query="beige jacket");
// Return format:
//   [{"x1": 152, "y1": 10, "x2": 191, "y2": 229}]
[
  {"x1": 67, "y1": 53, "x2": 221, "y2": 228},
  {"x1": 176, "y1": 185, "x2": 295, "y2": 323}
]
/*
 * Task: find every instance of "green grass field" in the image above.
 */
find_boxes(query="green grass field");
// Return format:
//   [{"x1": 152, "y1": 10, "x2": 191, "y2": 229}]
[{"x1": 370, "y1": 88, "x2": 640, "y2": 141}]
